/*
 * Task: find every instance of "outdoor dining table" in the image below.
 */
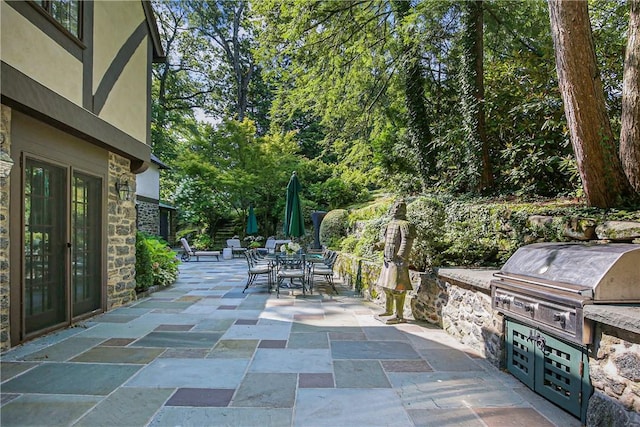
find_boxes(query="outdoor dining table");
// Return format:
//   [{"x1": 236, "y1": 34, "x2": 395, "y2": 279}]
[{"x1": 263, "y1": 252, "x2": 327, "y2": 296}]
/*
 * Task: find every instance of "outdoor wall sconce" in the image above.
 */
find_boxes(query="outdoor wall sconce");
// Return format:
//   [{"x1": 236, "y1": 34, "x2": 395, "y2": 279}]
[{"x1": 115, "y1": 175, "x2": 132, "y2": 201}]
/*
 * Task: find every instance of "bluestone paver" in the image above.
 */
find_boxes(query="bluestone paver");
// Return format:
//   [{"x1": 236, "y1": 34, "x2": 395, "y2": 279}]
[{"x1": 0, "y1": 257, "x2": 582, "y2": 427}]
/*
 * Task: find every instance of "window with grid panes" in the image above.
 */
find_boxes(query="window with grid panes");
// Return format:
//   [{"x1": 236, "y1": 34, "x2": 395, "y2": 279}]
[{"x1": 37, "y1": 0, "x2": 81, "y2": 39}]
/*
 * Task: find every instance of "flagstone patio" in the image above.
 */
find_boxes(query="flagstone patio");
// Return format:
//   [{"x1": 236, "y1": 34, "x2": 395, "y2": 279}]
[{"x1": 0, "y1": 258, "x2": 581, "y2": 426}]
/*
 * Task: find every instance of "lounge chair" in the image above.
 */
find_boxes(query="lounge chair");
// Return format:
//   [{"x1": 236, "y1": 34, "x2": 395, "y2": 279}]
[
  {"x1": 180, "y1": 238, "x2": 220, "y2": 262},
  {"x1": 257, "y1": 237, "x2": 277, "y2": 255},
  {"x1": 226, "y1": 238, "x2": 248, "y2": 257}
]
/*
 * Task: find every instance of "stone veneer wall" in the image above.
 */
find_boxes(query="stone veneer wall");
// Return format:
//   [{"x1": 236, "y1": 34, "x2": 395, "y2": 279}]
[
  {"x1": 0, "y1": 105, "x2": 12, "y2": 352},
  {"x1": 108, "y1": 154, "x2": 137, "y2": 309},
  {"x1": 137, "y1": 198, "x2": 159, "y2": 236},
  {"x1": 410, "y1": 269, "x2": 504, "y2": 367},
  {"x1": 586, "y1": 325, "x2": 640, "y2": 425}
]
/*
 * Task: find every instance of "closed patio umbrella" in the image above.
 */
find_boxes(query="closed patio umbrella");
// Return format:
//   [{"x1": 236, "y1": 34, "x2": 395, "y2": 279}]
[
  {"x1": 283, "y1": 171, "x2": 305, "y2": 237},
  {"x1": 246, "y1": 205, "x2": 258, "y2": 235}
]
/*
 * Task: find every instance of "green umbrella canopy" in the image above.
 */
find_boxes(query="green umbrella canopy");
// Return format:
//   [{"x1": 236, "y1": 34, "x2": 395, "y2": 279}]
[
  {"x1": 283, "y1": 171, "x2": 305, "y2": 237},
  {"x1": 246, "y1": 205, "x2": 258, "y2": 235}
]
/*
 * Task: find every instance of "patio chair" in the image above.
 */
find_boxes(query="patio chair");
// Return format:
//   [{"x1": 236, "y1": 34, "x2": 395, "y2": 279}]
[
  {"x1": 243, "y1": 250, "x2": 273, "y2": 293},
  {"x1": 257, "y1": 237, "x2": 277, "y2": 255},
  {"x1": 308, "y1": 250, "x2": 338, "y2": 294},
  {"x1": 226, "y1": 238, "x2": 248, "y2": 258},
  {"x1": 180, "y1": 238, "x2": 220, "y2": 262},
  {"x1": 275, "y1": 254, "x2": 307, "y2": 298}
]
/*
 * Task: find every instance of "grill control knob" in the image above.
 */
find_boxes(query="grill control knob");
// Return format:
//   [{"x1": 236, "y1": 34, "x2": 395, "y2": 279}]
[
  {"x1": 495, "y1": 295, "x2": 513, "y2": 306},
  {"x1": 524, "y1": 303, "x2": 537, "y2": 313},
  {"x1": 553, "y1": 312, "x2": 570, "y2": 327}
]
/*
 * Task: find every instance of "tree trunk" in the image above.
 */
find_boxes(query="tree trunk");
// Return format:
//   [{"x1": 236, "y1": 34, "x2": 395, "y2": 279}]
[
  {"x1": 548, "y1": 0, "x2": 635, "y2": 208},
  {"x1": 620, "y1": 0, "x2": 640, "y2": 193},
  {"x1": 460, "y1": 0, "x2": 493, "y2": 193},
  {"x1": 392, "y1": 0, "x2": 434, "y2": 191}
]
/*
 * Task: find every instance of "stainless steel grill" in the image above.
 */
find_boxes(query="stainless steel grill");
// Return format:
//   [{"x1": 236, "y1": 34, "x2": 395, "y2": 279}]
[{"x1": 491, "y1": 242, "x2": 640, "y2": 345}]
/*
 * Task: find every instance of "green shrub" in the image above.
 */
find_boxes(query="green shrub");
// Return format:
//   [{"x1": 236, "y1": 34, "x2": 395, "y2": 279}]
[
  {"x1": 192, "y1": 233, "x2": 215, "y2": 250},
  {"x1": 319, "y1": 209, "x2": 349, "y2": 248},
  {"x1": 135, "y1": 232, "x2": 180, "y2": 291},
  {"x1": 406, "y1": 196, "x2": 446, "y2": 271},
  {"x1": 135, "y1": 232, "x2": 154, "y2": 292},
  {"x1": 342, "y1": 216, "x2": 386, "y2": 261}
]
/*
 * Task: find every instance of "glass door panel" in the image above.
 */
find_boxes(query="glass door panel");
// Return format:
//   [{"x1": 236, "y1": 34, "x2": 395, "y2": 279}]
[
  {"x1": 24, "y1": 159, "x2": 67, "y2": 333},
  {"x1": 72, "y1": 172, "x2": 102, "y2": 316}
]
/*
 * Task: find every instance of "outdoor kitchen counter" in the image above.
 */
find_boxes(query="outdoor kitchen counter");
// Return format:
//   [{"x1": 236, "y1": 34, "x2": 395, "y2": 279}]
[
  {"x1": 434, "y1": 267, "x2": 640, "y2": 336},
  {"x1": 435, "y1": 267, "x2": 498, "y2": 291},
  {"x1": 584, "y1": 304, "x2": 640, "y2": 336}
]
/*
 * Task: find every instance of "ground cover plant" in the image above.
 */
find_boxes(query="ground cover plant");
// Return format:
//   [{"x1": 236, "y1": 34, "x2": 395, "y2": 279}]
[{"x1": 331, "y1": 196, "x2": 640, "y2": 272}]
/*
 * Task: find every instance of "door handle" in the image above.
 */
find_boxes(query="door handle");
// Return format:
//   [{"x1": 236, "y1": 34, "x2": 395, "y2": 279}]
[{"x1": 527, "y1": 330, "x2": 547, "y2": 352}]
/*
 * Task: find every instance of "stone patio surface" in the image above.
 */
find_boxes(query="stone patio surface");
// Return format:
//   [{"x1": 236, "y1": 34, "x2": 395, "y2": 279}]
[{"x1": 0, "y1": 258, "x2": 581, "y2": 426}]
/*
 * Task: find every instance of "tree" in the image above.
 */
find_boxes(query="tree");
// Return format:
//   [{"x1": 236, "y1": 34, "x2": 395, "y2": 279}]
[
  {"x1": 186, "y1": 0, "x2": 256, "y2": 122},
  {"x1": 620, "y1": 0, "x2": 640, "y2": 192},
  {"x1": 392, "y1": 0, "x2": 435, "y2": 191},
  {"x1": 548, "y1": 0, "x2": 635, "y2": 208},
  {"x1": 459, "y1": 0, "x2": 493, "y2": 192}
]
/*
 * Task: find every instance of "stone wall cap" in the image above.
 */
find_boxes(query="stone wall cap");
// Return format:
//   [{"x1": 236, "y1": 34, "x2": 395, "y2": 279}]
[
  {"x1": 584, "y1": 305, "x2": 640, "y2": 335},
  {"x1": 435, "y1": 267, "x2": 498, "y2": 291}
]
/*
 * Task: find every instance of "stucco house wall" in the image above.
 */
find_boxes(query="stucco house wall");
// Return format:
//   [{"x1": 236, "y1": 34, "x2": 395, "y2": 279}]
[{"x1": 0, "y1": 0, "x2": 164, "y2": 351}]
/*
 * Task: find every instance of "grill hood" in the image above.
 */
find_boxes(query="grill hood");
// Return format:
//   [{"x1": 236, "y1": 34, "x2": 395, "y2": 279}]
[{"x1": 499, "y1": 243, "x2": 640, "y2": 303}]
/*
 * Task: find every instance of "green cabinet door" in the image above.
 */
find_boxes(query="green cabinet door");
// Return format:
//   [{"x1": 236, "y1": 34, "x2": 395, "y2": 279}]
[{"x1": 505, "y1": 319, "x2": 592, "y2": 422}]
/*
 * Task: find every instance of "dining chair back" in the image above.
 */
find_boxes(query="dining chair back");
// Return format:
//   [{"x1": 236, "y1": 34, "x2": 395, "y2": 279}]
[
  {"x1": 242, "y1": 250, "x2": 272, "y2": 293},
  {"x1": 308, "y1": 250, "x2": 338, "y2": 294},
  {"x1": 275, "y1": 254, "x2": 307, "y2": 298}
]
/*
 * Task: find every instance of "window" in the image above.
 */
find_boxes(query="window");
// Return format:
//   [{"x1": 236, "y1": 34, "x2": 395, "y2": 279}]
[{"x1": 38, "y1": 0, "x2": 81, "y2": 39}]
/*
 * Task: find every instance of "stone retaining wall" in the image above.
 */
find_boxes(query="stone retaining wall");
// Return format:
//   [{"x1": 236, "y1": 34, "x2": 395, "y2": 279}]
[
  {"x1": 335, "y1": 252, "x2": 639, "y2": 422},
  {"x1": 586, "y1": 325, "x2": 640, "y2": 425},
  {"x1": 335, "y1": 254, "x2": 503, "y2": 365},
  {"x1": 435, "y1": 274, "x2": 503, "y2": 367}
]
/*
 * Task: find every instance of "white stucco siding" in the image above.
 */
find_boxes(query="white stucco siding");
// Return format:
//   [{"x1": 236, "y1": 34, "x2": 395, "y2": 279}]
[
  {"x1": 93, "y1": 1, "x2": 149, "y2": 143},
  {"x1": 92, "y1": 1, "x2": 145, "y2": 92},
  {"x1": 0, "y1": 2, "x2": 83, "y2": 105},
  {"x1": 136, "y1": 164, "x2": 160, "y2": 199},
  {"x1": 97, "y1": 41, "x2": 148, "y2": 143}
]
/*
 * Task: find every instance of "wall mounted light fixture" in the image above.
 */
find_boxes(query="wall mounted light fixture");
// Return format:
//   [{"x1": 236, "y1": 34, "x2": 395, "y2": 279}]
[{"x1": 115, "y1": 175, "x2": 132, "y2": 201}]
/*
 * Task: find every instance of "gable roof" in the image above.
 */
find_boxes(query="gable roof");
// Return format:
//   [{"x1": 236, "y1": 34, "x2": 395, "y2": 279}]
[
  {"x1": 151, "y1": 153, "x2": 170, "y2": 170},
  {"x1": 142, "y1": 1, "x2": 166, "y2": 62}
]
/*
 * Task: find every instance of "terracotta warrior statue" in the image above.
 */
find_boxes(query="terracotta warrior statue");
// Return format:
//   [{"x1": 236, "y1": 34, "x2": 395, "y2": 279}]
[{"x1": 376, "y1": 199, "x2": 415, "y2": 324}]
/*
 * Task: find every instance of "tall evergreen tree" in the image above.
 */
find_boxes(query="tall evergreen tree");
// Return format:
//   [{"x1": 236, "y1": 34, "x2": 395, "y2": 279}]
[{"x1": 548, "y1": 0, "x2": 636, "y2": 207}]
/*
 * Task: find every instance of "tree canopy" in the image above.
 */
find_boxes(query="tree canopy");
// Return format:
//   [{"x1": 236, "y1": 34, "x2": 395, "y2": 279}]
[{"x1": 150, "y1": 0, "x2": 639, "y2": 241}]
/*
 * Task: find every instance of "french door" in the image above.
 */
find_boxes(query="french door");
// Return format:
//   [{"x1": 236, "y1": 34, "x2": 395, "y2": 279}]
[{"x1": 23, "y1": 158, "x2": 102, "y2": 336}]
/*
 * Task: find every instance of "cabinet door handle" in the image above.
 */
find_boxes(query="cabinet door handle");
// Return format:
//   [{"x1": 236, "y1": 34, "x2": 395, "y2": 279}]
[{"x1": 527, "y1": 331, "x2": 547, "y2": 352}]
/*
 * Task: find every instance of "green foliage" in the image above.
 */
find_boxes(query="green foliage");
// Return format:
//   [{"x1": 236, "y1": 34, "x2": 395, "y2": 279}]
[
  {"x1": 136, "y1": 232, "x2": 180, "y2": 292},
  {"x1": 192, "y1": 233, "x2": 215, "y2": 250},
  {"x1": 135, "y1": 232, "x2": 154, "y2": 292},
  {"x1": 342, "y1": 216, "x2": 387, "y2": 261},
  {"x1": 406, "y1": 197, "x2": 447, "y2": 271},
  {"x1": 319, "y1": 209, "x2": 350, "y2": 248},
  {"x1": 342, "y1": 196, "x2": 640, "y2": 270},
  {"x1": 147, "y1": 236, "x2": 180, "y2": 287},
  {"x1": 307, "y1": 178, "x2": 366, "y2": 211},
  {"x1": 348, "y1": 197, "x2": 394, "y2": 222},
  {"x1": 150, "y1": 0, "x2": 634, "y2": 235}
]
